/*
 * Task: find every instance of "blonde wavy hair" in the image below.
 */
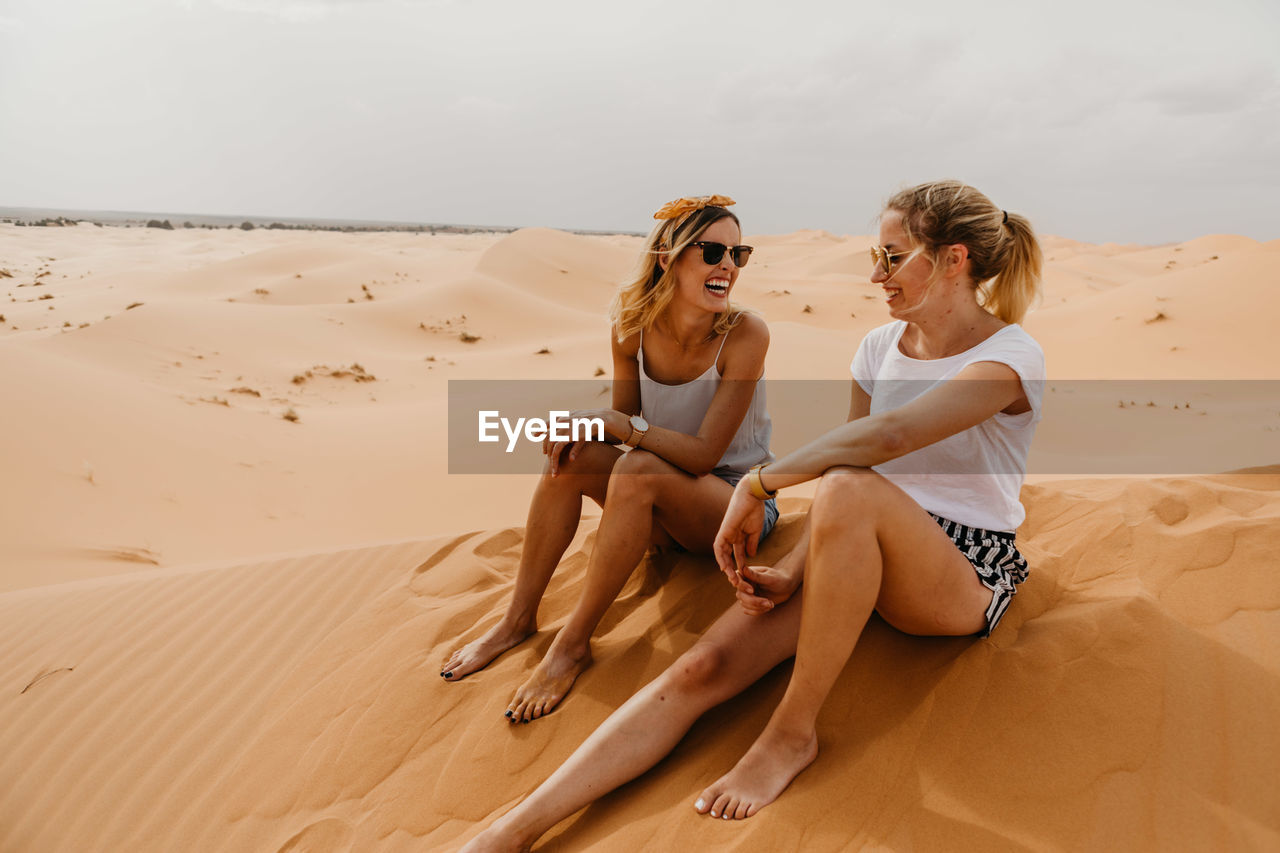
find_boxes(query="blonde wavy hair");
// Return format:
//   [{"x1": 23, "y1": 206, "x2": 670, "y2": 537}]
[
  {"x1": 886, "y1": 180, "x2": 1043, "y2": 324},
  {"x1": 610, "y1": 205, "x2": 750, "y2": 343}
]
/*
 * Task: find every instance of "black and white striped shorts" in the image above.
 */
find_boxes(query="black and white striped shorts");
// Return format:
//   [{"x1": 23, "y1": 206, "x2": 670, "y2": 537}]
[{"x1": 928, "y1": 512, "x2": 1029, "y2": 637}]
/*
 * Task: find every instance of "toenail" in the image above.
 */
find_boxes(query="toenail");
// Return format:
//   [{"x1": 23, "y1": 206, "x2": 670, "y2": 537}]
[
  {"x1": 695, "y1": 799, "x2": 705, "y2": 810},
  {"x1": 723, "y1": 813, "x2": 731, "y2": 820},
  {"x1": 710, "y1": 811, "x2": 718, "y2": 818},
  {"x1": 443, "y1": 672, "x2": 452, "y2": 678}
]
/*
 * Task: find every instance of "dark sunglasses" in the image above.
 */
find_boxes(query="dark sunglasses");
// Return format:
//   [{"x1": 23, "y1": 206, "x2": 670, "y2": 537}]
[{"x1": 690, "y1": 241, "x2": 753, "y2": 268}]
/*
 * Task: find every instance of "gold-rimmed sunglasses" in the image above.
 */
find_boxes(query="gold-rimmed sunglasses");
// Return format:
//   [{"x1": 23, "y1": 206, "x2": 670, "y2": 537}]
[{"x1": 868, "y1": 245, "x2": 913, "y2": 278}]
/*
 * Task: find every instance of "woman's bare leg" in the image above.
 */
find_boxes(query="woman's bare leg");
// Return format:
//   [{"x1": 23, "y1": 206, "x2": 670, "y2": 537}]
[
  {"x1": 696, "y1": 466, "x2": 991, "y2": 820},
  {"x1": 461, "y1": 595, "x2": 803, "y2": 852},
  {"x1": 441, "y1": 442, "x2": 622, "y2": 681},
  {"x1": 506, "y1": 450, "x2": 736, "y2": 722}
]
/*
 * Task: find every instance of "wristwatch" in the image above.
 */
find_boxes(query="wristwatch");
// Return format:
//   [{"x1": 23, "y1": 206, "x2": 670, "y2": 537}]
[{"x1": 624, "y1": 415, "x2": 649, "y2": 448}]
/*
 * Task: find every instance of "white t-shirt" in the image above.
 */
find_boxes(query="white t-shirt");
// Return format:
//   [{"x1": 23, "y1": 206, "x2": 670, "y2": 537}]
[{"x1": 851, "y1": 321, "x2": 1045, "y2": 532}]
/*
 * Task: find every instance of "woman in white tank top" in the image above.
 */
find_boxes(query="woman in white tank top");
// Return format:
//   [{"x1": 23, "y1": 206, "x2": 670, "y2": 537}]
[
  {"x1": 461, "y1": 181, "x2": 1046, "y2": 852},
  {"x1": 441, "y1": 195, "x2": 775, "y2": 724}
]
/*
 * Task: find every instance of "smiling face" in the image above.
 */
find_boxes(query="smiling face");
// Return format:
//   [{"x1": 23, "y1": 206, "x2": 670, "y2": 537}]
[
  {"x1": 871, "y1": 209, "x2": 934, "y2": 319},
  {"x1": 663, "y1": 215, "x2": 742, "y2": 314}
]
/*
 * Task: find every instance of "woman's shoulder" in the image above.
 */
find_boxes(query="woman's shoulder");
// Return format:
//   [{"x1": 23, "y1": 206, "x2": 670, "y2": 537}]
[
  {"x1": 722, "y1": 311, "x2": 769, "y2": 358},
  {"x1": 727, "y1": 310, "x2": 769, "y2": 346},
  {"x1": 978, "y1": 323, "x2": 1044, "y2": 358},
  {"x1": 851, "y1": 321, "x2": 904, "y2": 379},
  {"x1": 718, "y1": 311, "x2": 769, "y2": 376},
  {"x1": 612, "y1": 324, "x2": 642, "y2": 358},
  {"x1": 967, "y1": 323, "x2": 1046, "y2": 379},
  {"x1": 859, "y1": 320, "x2": 906, "y2": 353}
]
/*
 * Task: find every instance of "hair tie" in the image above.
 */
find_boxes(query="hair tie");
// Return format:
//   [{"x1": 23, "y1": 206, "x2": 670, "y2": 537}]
[
  {"x1": 654, "y1": 194, "x2": 735, "y2": 221},
  {"x1": 1001, "y1": 209, "x2": 1009, "y2": 225}
]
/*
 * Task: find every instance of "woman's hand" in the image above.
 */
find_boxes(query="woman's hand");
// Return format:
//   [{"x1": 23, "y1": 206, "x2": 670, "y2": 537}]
[
  {"x1": 733, "y1": 563, "x2": 801, "y2": 616},
  {"x1": 544, "y1": 409, "x2": 631, "y2": 476},
  {"x1": 713, "y1": 478, "x2": 766, "y2": 592}
]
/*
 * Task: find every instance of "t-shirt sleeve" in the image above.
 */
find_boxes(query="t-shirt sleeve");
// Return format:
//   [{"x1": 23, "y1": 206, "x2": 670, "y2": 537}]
[
  {"x1": 851, "y1": 322, "x2": 895, "y2": 395},
  {"x1": 965, "y1": 328, "x2": 1046, "y2": 423}
]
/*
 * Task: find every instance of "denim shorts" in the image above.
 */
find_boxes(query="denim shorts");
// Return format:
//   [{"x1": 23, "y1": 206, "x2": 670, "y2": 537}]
[
  {"x1": 929, "y1": 512, "x2": 1028, "y2": 637},
  {"x1": 716, "y1": 470, "x2": 780, "y2": 541}
]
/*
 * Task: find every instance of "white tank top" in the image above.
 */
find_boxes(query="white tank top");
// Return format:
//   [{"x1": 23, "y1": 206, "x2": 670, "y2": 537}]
[{"x1": 638, "y1": 327, "x2": 774, "y2": 478}]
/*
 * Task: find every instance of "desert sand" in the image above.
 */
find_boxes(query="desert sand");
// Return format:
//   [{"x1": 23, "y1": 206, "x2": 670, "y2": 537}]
[{"x1": 1, "y1": 222, "x2": 1278, "y2": 851}]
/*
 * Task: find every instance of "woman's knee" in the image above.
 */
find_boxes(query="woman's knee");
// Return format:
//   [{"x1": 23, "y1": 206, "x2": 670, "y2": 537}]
[
  {"x1": 542, "y1": 441, "x2": 615, "y2": 481},
  {"x1": 811, "y1": 466, "x2": 883, "y2": 529},
  {"x1": 658, "y1": 642, "x2": 730, "y2": 695},
  {"x1": 608, "y1": 449, "x2": 669, "y2": 496}
]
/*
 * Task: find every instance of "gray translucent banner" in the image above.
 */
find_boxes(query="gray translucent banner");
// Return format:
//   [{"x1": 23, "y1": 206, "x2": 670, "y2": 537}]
[{"x1": 448, "y1": 380, "x2": 1279, "y2": 475}]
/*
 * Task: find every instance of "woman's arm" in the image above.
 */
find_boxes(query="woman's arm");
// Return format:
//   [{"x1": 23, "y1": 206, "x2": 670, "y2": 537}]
[
  {"x1": 849, "y1": 377, "x2": 871, "y2": 422},
  {"x1": 731, "y1": 379, "x2": 871, "y2": 610},
  {"x1": 759, "y1": 360, "x2": 1024, "y2": 494},
  {"x1": 632, "y1": 314, "x2": 769, "y2": 476},
  {"x1": 543, "y1": 331, "x2": 638, "y2": 475},
  {"x1": 556, "y1": 318, "x2": 768, "y2": 476},
  {"x1": 610, "y1": 329, "x2": 642, "y2": 418},
  {"x1": 716, "y1": 361, "x2": 1023, "y2": 588}
]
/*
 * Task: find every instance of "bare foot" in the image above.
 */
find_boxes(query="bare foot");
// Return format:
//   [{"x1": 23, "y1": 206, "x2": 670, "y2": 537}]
[
  {"x1": 504, "y1": 642, "x2": 591, "y2": 723},
  {"x1": 457, "y1": 819, "x2": 531, "y2": 853},
  {"x1": 440, "y1": 619, "x2": 535, "y2": 682},
  {"x1": 693, "y1": 724, "x2": 819, "y2": 820}
]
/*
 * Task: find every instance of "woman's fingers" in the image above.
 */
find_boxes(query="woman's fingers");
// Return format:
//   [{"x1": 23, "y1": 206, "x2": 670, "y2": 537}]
[
  {"x1": 548, "y1": 441, "x2": 574, "y2": 476},
  {"x1": 713, "y1": 534, "x2": 734, "y2": 576},
  {"x1": 714, "y1": 535, "x2": 755, "y2": 593},
  {"x1": 735, "y1": 587, "x2": 773, "y2": 615}
]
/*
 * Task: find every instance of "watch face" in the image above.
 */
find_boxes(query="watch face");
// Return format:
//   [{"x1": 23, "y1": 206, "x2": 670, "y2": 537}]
[{"x1": 631, "y1": 415, "x2": 648, "y2": 431}]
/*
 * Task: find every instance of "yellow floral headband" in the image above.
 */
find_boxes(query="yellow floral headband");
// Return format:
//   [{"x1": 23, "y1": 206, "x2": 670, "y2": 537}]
[{"x1": 653, "y1": 194, "x2": 736, "y2": 221}]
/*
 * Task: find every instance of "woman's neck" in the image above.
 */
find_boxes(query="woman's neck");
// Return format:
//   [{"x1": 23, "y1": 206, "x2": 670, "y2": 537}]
[
  {"x1": 902, "y1": 286, "x2": 1003, "y2": 359},
  {"x1": 657, "y1": 304, "x2": 716, "y2": 351}
]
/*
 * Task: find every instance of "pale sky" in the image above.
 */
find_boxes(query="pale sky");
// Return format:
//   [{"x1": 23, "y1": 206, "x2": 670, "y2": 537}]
[{"x1": 1, "y1": 0, "x2": 1277, "y2": 243}]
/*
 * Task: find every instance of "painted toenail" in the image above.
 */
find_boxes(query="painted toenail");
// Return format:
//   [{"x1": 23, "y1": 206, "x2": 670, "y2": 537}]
[
  {"x1": 710, "y1": 811, "x2": 718, "y2": 818},
  {"x1": 723, "y1": 813, "x2": 731, "y2": 820},
  {"x1": 505, "y1": 710, "x2": 512, "y2": 717},
  {"x1": 695, "y1": 799, "x2": 705, "y2": 810}
]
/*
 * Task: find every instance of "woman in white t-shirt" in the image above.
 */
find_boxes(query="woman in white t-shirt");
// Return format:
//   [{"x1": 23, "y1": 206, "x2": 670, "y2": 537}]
[{"x1": 460, "y1": 181, "x2": 1044, "y2": 852}]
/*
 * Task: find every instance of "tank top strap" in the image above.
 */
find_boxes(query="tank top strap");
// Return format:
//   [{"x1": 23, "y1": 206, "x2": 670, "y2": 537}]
[{"x1": 712, "y1": 327, "x2": 730, "y2": 373}]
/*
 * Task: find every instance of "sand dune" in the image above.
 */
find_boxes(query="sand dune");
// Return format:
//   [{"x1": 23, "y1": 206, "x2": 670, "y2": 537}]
[
  {"x1": 2, "y1": 475, "x2": 1277, "y2": 851},
  {"x1": 2, "y1": 223, "x2": 1278, "y2": 851}
]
